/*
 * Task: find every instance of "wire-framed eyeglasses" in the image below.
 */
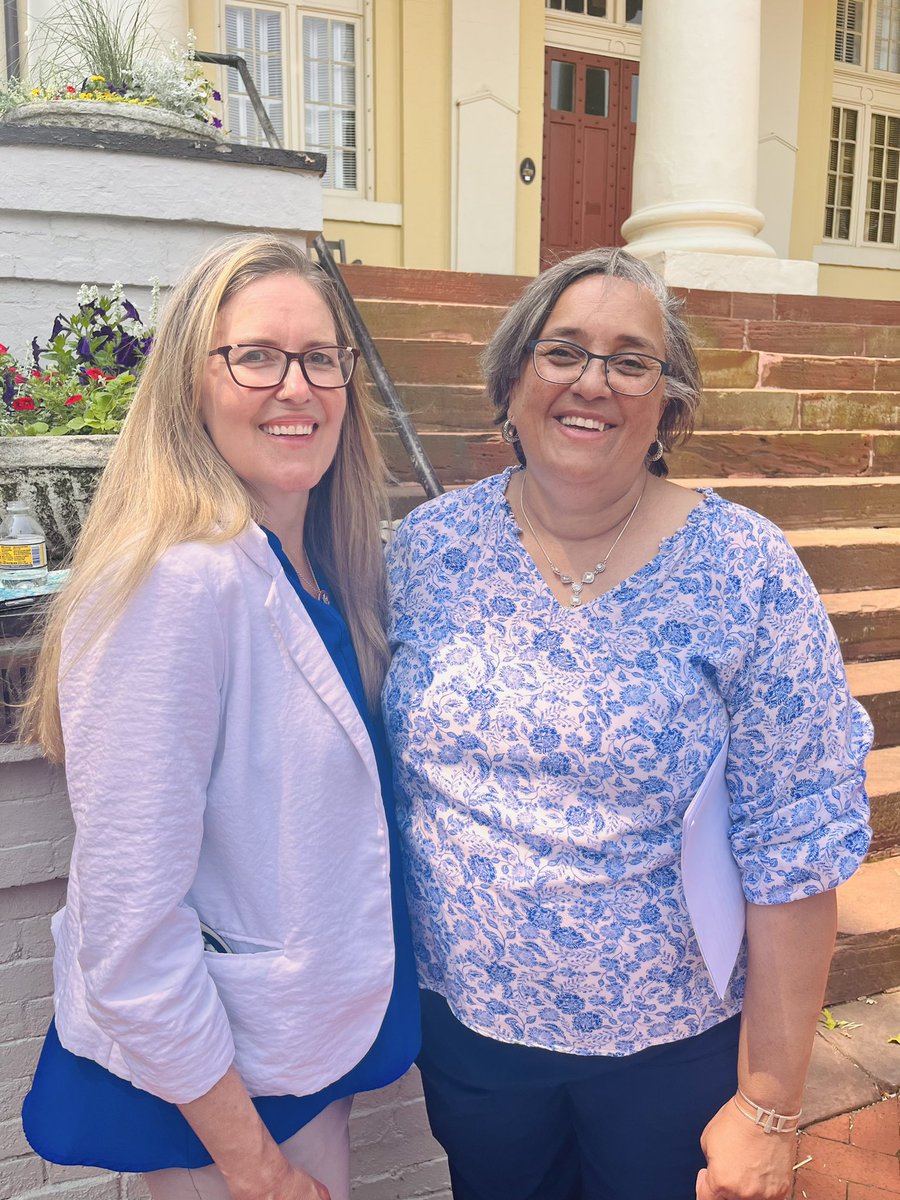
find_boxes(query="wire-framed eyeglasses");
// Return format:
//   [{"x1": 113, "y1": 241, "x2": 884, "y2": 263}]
[
  {"x1": 527, "y1": 339, "x2": 671, "y2": 397},
  {"x1": 209, "y1": 344, "x2": 359, "y2": 390}
]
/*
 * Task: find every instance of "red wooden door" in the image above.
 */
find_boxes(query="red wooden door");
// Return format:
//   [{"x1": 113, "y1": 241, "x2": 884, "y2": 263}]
[{"x1": 540, "y1": 48, "x2": 639, "y2": 268}]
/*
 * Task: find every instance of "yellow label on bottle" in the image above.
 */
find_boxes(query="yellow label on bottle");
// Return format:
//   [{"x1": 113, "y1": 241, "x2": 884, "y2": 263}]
[{"x1": 0, "y1": 542, "x2": 47, "y2": 568}]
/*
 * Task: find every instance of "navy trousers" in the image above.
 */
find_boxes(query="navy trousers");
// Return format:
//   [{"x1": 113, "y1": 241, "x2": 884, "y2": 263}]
[{"x1": 418, "y1": 990, "x2": 740, "y2": 1200}]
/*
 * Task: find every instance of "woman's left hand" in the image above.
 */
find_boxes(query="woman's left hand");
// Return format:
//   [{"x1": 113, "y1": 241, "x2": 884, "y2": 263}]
[{"x1": 696, "y1": 1098, "x2": 795, "y2": 1200}]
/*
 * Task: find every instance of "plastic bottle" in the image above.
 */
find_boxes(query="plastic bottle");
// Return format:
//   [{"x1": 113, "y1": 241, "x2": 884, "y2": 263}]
[{"x1": 0, "y1": 499, "x2": 48, "y2": 590}]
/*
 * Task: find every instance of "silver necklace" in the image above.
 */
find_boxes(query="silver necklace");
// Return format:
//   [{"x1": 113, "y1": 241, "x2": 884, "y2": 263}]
[
  {"x1": 519, "y1": 472, "x2": 647, "y2": 608},
  {"x1": 297, "y1": 557, "x2": 330, "y2": 605}
]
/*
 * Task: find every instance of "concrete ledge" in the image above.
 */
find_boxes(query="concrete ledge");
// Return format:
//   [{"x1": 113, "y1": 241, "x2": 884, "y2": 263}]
[
  {"x1": 641, "y1": 250, "x2": 819, "y2": 296},
  {"x1": 0, "y1": 122, "x2": 325, "y2": 174}
]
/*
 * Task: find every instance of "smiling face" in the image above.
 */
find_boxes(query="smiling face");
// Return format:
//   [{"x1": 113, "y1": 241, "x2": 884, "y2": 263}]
[
  {"x1": 507, "y1": 274, "x2": 668, "y2": 495},
  {"x1": 201, "y1": 272, "x2": 347, "y2": 531}
]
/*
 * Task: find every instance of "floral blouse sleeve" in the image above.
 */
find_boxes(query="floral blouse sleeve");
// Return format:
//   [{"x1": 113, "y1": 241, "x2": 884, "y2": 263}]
[{"x1": 716, "y1": 517, "x2": 872, "y2": 904}]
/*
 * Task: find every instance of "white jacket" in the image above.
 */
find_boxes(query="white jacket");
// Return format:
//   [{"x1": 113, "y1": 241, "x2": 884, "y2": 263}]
[{"x1": 51, "y1": 524, "x2": 395, "y2": 1104}]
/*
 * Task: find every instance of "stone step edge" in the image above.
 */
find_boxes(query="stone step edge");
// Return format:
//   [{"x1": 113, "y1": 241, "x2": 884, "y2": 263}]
[
  {"x1": 866, "y1": 746, "x2": 900, "y2": 861},
  {"x1": 371, "y1": 329, "x2": 900, "y2": 357},
  {"x1": 826, "y1": 858, "x2": 900, "y2": 1004}
]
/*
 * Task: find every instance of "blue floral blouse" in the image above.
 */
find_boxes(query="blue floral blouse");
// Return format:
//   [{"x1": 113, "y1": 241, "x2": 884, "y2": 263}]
[{"x1": 383, "y1": 468, "x2": 872, "y2": 1057}]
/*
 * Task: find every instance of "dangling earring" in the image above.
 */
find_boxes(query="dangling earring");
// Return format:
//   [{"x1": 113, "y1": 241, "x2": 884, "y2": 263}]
[
  {"x1": 501, "y1": 418, "x2": 519, "y2": 445},
  {"x1": 646, "y1": 438, "x2": 664, "y2": 462}
]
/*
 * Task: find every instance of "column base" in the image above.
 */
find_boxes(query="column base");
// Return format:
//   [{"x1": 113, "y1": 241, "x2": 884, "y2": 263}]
[{"x1": 637, "y1": 250, "x2": 819, "y2": 295}]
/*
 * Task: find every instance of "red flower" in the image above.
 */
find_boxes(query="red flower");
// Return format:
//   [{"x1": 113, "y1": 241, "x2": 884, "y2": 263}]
[
  {"x1": 31, "y1": 368, "x2": 42, "y2": 378},
  {"x1": 0, "y1": 344, "x2": 7, "y2": 354},
  {"x1": 66, "y1": 85, "x2": 76, "y2": 93},
  {"x1": 65, "y1": 394, "x2": 84, "y2": 405},
  {"x1": 84, "y1": 367, "x2": 104, "y2": 380},
  {"x1": 13, "y1": 396, "x2": 36, "y2": 411},
  {"x1": 13, "y1": 372, "x2": 25, "y2": 384}
]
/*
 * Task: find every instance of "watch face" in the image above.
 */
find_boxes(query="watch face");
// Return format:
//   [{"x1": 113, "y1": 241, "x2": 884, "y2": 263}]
[{"x1": 199, "y1": 922, "x2": 233, "y2": 954}]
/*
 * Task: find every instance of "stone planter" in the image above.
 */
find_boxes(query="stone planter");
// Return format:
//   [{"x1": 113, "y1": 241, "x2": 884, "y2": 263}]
[
  {"x1": 1, "y1": 101, "x2": 223, "y2": 142},
  {"x1": 0, "y1": 436, "x2": 115, "y2": 566}
]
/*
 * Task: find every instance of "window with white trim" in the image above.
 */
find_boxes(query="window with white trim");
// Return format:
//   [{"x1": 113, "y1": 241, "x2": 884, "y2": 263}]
[
  {"x1": 827, "y1": 1, "x2": 900, "y2": 252},
  {"x1": 225, "y1": 4, "x2": 286, "y2": 146},
  {"x1": 874, "y1": 0, "x2": 900, "y2": 71},
  {"x1": 221, "y1": 2, "x2": 365, "y2": 194},
  {"x1": 544, "y1": 0, "x2": 643, "y2": 24},
  {"x1": 302, "y1": 14, "x2": 358, "y2": 189},
  {"x1": 835, "y1": 0, "x2": 864, "y2": 65},
  {"x1": 825, "y1": 106, "x2": 859, "y2": 240},
  {"x1": 834, "y1": 0, "x2": 900, "y2": 73}
]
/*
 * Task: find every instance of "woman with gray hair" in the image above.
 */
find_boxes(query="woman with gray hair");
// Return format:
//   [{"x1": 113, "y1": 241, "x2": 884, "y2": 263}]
[{"x1": 383, "y1": 248, "x2": 871, "y2": 1200}]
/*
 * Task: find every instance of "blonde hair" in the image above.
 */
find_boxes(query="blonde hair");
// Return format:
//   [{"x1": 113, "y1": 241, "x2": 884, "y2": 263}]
[{"x1": 22, "y1": 234, "x2": 390, "y2": 760}]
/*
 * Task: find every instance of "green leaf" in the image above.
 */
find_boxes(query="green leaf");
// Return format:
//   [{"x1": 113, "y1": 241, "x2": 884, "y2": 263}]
[{"x1": 820, "y1": 1008, "x2": 857, "y2": 1031}]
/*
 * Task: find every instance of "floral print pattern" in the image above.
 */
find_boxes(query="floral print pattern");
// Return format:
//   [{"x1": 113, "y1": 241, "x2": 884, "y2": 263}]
[{"x1": 383, "y1": 469, "x2": 872, "y2": 1056}]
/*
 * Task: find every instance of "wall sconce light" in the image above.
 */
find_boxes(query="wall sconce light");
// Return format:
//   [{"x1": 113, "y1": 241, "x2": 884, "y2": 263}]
[{"x1": 519, "y1": 158, "x2": 536, "y2": 185}]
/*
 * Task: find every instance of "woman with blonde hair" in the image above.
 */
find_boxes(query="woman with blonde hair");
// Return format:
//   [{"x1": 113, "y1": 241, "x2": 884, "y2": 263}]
[{"x1": 21, "y1": 233, "x2": 419, "y2": 1200}]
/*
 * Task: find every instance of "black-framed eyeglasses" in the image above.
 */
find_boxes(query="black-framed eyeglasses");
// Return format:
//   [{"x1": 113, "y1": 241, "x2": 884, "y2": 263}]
[
  {"x1": 526, "y1": 339, "x2": 671, "y2": 397},
  {"x1": 209, "y1": 344, "x2": 359, "y2": 390}
]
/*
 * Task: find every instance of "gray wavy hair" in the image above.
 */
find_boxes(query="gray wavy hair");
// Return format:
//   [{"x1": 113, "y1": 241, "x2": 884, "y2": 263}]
[{"x1": 481, "y1": 248, "x2": 703, "y2": 477}]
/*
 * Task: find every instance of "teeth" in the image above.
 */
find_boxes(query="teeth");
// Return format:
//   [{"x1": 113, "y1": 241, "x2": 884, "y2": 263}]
[
  {"x1": 262, "y1": 424, "x2": 314, "y2": 436},
  {"x1": 559, "y1": 416, "x2": 610, "y2": 431}
]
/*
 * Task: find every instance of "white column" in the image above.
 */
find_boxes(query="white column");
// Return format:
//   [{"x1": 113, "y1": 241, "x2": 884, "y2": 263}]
[
  {"x1": 622, "y1": 0, "x2": 817, "y2": 293},
  {"x1": 451, "y1": 0, "x2": 520, "y2": 274}
]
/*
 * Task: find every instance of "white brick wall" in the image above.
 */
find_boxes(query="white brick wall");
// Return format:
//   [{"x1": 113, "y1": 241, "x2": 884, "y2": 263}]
[{"x1": 0, "y1": 748, "x2": 450, "y2": 1200}]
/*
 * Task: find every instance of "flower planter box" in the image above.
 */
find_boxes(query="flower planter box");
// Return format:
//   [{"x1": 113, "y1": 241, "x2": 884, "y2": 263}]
[
  {"x1": 1, "y1": 100, "x2": 223, "y2": 141},
  {"x1": 0, "y1": 436, "x2": 114, "y2": 566}
]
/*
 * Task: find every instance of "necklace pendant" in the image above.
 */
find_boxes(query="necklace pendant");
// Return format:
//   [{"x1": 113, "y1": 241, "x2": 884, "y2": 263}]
[
  {"x1": 570, "y1": 592, "x2": 582, "y2": 607},
  {"x1": 559, "y1": 573, "x2": 573, "y2": 585},
  {"x1": 583, "y1": 571, "x2": 596, "y2": 584},
  {"x1": 595, "y1": 562, "x2": 606, "y2": 574},
  {"x1": 571, "y1": 581, "x2": 583, "y2": 596}
]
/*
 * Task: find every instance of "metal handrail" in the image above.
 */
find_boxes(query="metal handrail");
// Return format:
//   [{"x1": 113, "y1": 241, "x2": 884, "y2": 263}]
[
  {"x1": 313, "y1": 234, "x2": 444, "y2": 501},
  {"x1": 3, "y1": 0, "x2": 21, "y2": 79},
  {"x1": 194, "y1": 51, "x2": 281, "y2": 150}
]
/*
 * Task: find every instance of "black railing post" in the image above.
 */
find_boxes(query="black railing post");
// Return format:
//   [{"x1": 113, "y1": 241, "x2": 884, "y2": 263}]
[
  {"x1": 313, "y1": 234, "x2": 444, "y2": 501},
  {"x1": 194, "y1": 51, "x2": 281, "y2": 150}
]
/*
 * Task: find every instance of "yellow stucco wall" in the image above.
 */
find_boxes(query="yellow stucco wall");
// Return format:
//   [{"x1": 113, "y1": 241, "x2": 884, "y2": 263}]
[
  {"x1": 790, "y1": 0, "x2": 835, "y2": 265},
  {"x1": 399, "y1": 0, "x2": 452, "y2": 268},
  {"x1": 817, "y1": 264, "x2": 900, "y2": 298}
]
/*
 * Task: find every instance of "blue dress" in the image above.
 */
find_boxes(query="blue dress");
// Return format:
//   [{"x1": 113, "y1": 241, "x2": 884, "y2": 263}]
[{"x1": 22, "y1": 531, "x2": 419, "y2": 1172}]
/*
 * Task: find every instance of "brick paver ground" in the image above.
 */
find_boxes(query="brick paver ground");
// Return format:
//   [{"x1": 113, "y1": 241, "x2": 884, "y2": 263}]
[{"x1": 791, "y1": 1096, "x2": 900, "y2": 1199}]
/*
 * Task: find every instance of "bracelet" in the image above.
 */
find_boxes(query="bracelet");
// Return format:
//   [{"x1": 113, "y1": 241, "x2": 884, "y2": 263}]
[{"x1": 732, "y1": 1089, "x2": 802, "y2": 1135}]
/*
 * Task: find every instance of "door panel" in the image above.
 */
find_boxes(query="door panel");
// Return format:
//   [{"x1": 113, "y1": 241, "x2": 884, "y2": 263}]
[{"x1": 540, "y1": 47, "x2": 638, "y2": 267}]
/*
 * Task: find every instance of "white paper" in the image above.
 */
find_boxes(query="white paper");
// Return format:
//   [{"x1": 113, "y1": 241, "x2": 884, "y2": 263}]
[{"x1": 681, "y1": 735, "x2": 746, "y2": 998}]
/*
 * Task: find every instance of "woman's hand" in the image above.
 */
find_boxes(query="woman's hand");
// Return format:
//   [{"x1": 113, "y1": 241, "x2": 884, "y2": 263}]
[
  {"x1": 178, "y1": 1067, "x2": 333, "y2": 1200},
  {"x1": 224, "y1": 1153, "x2": 331, "y2": 1200},
  {"x1": 695, "y1": 1098, "x2": 795, "y2": 1200}
]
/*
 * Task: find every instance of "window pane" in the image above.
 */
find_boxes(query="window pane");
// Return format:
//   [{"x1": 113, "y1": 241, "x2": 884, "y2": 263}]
[
  {"x1": 834, "y1": 0, "x2": 863, "y2": 64},
  {"x1": 550, "y1": 60, "x2": 575, "y2": 111},
  {"x1": 303, "y1": 16, "x2": 359, "y2": 190},
  {"x1": 545, "y1": 0, "x2": 607, "y2": 15},
  {"x1": 630, "y1": 73, "x2": 639, "y2": 123},
  {"x1": 873, "y1": 0, "x2": 900, "y2": 71},
  {"x1": 585, "y1": 67, "x2": 609, "y2": 117},
  {"x1": 625, "y1": 1, "x2": 643, "y2": 24},
  {"x1": 225, "y1": 4, "x2": 285, "y2": 147},
  {"x1": 864, "y1": 111, "x2": 900, "y2": 243},
  {"x1": 824, "y1": 104, "x2": 857, "y2": 239}
]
